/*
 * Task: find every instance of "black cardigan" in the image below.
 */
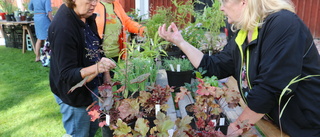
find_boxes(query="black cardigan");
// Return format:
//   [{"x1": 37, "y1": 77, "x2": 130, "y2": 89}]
[
  {"x1": 48, "y1": 4, "x2": 103, "y2": 107},
  {"x1": 199, "y1": 10, "x2": 320, "y2": 136}
]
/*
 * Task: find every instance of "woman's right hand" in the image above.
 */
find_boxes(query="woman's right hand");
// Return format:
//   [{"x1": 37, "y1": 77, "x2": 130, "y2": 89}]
[
  {"x1": 96, "y1": 57, "x2": 116, "y2": 74},
  {"x1": 158, "y1": 22, "x2": 186, "y2": 46}
]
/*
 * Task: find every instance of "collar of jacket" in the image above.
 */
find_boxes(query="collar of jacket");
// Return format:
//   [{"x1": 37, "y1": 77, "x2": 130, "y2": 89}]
[
  {"x1": 235, "y1": 26, "x2": 259, "y2": 46},
  {"x1": 234, "y1": 26, "x2": 258, "y2": 104}
]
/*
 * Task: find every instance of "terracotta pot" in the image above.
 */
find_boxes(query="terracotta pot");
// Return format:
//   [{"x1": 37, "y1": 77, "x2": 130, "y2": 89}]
[{"x1": 20, "y1": 15, "x2": 26, "y2": 21}]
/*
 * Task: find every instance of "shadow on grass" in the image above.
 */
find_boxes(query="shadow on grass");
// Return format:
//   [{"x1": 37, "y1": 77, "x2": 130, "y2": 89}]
[
  {"x1": 0, "y1": 47, "x2": 103, "y2": 137},
  {"x1": 0, "y1": 47, "x2": 50, "y2": 112}
]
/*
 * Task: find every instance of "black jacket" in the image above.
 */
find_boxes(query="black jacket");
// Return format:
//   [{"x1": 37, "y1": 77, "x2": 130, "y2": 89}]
[
  {"x1": 199, "y1": 10, "x2": 320, "y2": 136},
  {"x1": 48, "y1": 4, "x2": 103, "y2": 107}
]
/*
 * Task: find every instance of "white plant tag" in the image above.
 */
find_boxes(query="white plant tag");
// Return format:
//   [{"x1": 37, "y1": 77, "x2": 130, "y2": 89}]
[
  {"x1": 211, "y1": 119, "x2": 217, "y2": 126},
  {"x1": 137, "y1": 45, "x2": 140, "y2": 51},
  {"x1": 168, "y1": 129, "x2": 174, "y2": 137},
  {"x1": 150, "y1": 38, "x2": 154, "y2": 46},
  {"x1": 177, "y1": 64, "x2": 181, "y2": 72},
  {"x1": 209, "y1": 50, "x2": 212, "y2": 56},
  {"x1": 155, "y1": 104, "x2": 160, "y2": 116},
  {"x1": 169, "y1": 64, "x2": 175, "y2": 71},
  {"x1": 106, "y1": 114, "x2": 110, "y2": 126},
  {"x1": 219, "y1": 118, "x2": 225, "y2": 126}
]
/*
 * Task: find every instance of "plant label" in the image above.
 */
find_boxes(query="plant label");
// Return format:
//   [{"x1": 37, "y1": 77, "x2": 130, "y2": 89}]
[
  {"x1": 106, "y1": 114, "x2": 110, "y2": 126},
  {"x1": 209, "y1": 50, "x2": 212, "y2": 56},
  {"x1": 211, "y1": 119, "x2": 217, "y2": 126},
  {"x1": 155, "y1": 104, "x2": 160, "y2": 115},
  {"x1": 137, "y1": 45, "x2": 140, "y2": 51},
  {"x1": 169, "y1": 64, "x2": 175, "y2": 71},
  {"x1": 219, "y1": 117, "x2": 225, "y2": 126},
  {"x1": 177, "y1": 64, "x2": 181, "y2": 72}
]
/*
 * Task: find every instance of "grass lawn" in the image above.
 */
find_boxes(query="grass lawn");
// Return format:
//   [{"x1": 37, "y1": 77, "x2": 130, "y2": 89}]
[{"x1": 0, "y1": 46, "x2": 102, "y2": 136}]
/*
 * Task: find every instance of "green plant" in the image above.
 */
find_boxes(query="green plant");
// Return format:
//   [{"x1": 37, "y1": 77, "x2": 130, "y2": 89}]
[
  {"x1": 109, "y1": 36, "x2": 164, "y2": 98},
  {"x1": 144, "y1": 6, "x2": 174, "y2": 42},
  {"x1": 144, "y1": 0, "x2": 198, "y2": 52},
  {"x1": 278, "y1": 74, "x2": 320, "y2": 136},
  {"x1": 22, "y1": 0, "x2": 30, "y2": 11},
  {"x1": 162, "y1": 56, "x2": 194, "y2": 72},
  {"x1": 137, "y1": 31, "x2": 169, "y2": 60},
  {"x1": 126, "y1": 8, "x2": 147, "y2": 23},
  {"x1": 112, "y1": 57, "x2": 159, "y2": 98},
  {"x1": 182, "y1": 0, "x2": 226, "y2": 53},
  {"x1": 0, "y1": 0, "x2": 18, "y2": 14}
]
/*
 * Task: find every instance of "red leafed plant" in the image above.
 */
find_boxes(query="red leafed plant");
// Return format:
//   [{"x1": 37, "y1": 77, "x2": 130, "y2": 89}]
[
  {"x1": 174, "y1": 74, "x2": 251, "y2": 136},
  {"x1": 84, "y1": 77, "x2": 175, "y2": 136}
]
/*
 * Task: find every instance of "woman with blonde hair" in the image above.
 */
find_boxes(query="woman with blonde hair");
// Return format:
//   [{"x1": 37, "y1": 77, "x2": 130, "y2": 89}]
[{"x1": 159, "y1": 0, "x2": 320, "y2": 136}]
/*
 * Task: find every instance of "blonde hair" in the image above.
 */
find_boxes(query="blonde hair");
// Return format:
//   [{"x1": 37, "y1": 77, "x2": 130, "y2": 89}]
[{"x1": 234, "y1": 0, "x2": 295, "y2": 31}]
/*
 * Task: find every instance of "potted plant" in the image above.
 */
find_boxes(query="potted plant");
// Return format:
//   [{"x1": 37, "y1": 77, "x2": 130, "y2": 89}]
[
  {"x1": 162, "y1": 56, "x2": 195, "y2": 91},
  {"x1": 84, "y1": 80, "x2": 175, "y2": 136},
  {"x1": 174, "y1": 73, "x2": 256, "y2": 136},
  {"x1": 180, "y1": 0, "x2": 226, "y2": 55},
  {"x1": 144, "y1": 0, "x2": 199, "y2": 59},
  {"x1": 0, "y1": 0, "x2": 18, "y2": 21}
]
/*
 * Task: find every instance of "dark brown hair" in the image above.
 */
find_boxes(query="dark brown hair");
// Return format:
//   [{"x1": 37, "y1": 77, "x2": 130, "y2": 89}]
[{"x1": 64, "y1": 0, "x2": 76, "y2": 9}]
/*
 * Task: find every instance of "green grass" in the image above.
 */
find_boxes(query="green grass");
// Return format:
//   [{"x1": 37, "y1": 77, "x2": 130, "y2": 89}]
[{"x1": 0, "y1": 46, "x2": 102, "y2": 136}]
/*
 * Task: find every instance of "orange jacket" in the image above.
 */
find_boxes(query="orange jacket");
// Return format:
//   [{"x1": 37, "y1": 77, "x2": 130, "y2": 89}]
[{"x1": 95, "y1": 0, "x2": 145, "y2": 59}]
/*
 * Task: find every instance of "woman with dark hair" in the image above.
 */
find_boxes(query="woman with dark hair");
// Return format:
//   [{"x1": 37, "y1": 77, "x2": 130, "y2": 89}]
[{"x1": 48, "y1": 0, "x2": 116, "y2": 136}]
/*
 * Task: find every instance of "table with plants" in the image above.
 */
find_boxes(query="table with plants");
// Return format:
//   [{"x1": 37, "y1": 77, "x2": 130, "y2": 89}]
[
  {"x1": 68, "y1": 40, "x2": 268, "y2": 136},
  {"x1": 66, "y1": 0, "x2": 289, "y2": 136}
]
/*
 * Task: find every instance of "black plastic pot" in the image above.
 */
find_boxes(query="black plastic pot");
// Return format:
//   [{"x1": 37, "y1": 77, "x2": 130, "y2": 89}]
[
  {"x1": 166, "y1": 70, "x2": 193, "y2": 90},
  {"x1": 5, "y1": 14, "x2": 14, "y2": 21},
  {"x1": 215, "y1": 113, "x2": 229, "y2": 135},
  {"x1": 185, "y1": 103, "x2": 194, "y2": 116},
  {"x1": 185, "y1": 103, "x2": 197, "y2": 130}
]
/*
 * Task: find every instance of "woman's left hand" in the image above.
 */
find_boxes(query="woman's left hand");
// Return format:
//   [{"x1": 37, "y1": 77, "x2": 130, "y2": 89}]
[{"x1": 158, "y1": 22, "x2": 186, "y2": 47}]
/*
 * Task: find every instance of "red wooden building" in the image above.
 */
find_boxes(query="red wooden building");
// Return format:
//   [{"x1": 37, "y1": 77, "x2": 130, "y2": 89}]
[{"x1": 49, "y1": 0, "x2": 320, "y2": 38}]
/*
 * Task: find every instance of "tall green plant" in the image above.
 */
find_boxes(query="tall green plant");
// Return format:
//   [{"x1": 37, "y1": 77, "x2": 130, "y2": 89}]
[
  {"x1": 139, "y1": 31, "x2": 169, "y2": 59},
  {"x1": 0, "y1": 0, "x2": 17, "y2": 14},
  {"x1": 278, "y1": 74, "x2": 320, "y2": 137},
  {"x1": 112, "y1": 40, "x2": 160, "y2": 98},
  {"x1": 144, "y1": 0, "x2": 198, "y2": 51},
  {"x1": 144, "y1": 6, "x2": 174, "y2": 41},
  {"x1": 184, "y1": 0, "x2": 226, "y2": 51}
]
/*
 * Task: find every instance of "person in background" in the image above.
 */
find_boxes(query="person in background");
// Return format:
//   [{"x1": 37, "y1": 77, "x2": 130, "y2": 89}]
[
  {"x1": 158, "y1": 0, "x2": 320, "y2": 136},
  {"x1": 94, "y1": 1, "x2": 145, "y2": 136},
  {"x1": 95, "y1": 0, "x2": 145, "y2": 60},
  {"x1": 94, "y1": 0, "x2": 145, "y2": 77},
  {"x1": 48, "y1": 0, "x2": 116, "y2": 136},
  {"x1": 29, "y1": 0, "x2": 53, "y2": 62}
]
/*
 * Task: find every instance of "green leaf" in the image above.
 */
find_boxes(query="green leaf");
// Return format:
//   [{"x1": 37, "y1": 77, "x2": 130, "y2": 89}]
[
  {"x1": 113, "y1": 119, "x2": 132, "y2": 136},
  {"x1": 130, "y1": 73, "x2": 150, "y2": 84},
  {"x1": 134, "y1": 118, "x2": 150, "y2": 136},
  {"x1": 148, "y1": 112, "x2": 174, "y2": 136}
]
